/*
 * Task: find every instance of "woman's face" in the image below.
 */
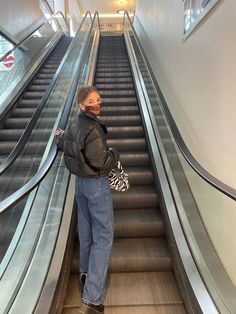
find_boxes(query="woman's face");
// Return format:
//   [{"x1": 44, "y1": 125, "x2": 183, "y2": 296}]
[{"x1": 80, "y1": 91, "x2": 102, "y2": 117}]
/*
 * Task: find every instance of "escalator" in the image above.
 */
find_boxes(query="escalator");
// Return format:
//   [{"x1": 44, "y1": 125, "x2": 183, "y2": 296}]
[
  {"x1": 63, "y1": 35, "x2": 186, "y2": 313},
  {"x1": 0, "y1": 35, "x2": 72, "y2": 260}
]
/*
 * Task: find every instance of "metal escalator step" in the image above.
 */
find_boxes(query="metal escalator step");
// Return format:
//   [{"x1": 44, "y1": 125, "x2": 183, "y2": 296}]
[
  {"x1": 28, "y1": 85, "x2": 47, "y2": 92},
  {"x1": 40, "y1": 68, "x2": 56, "y2": 74},
  {"x1": 96, "y1": 63, "x2": 130, "y2": 68},
  {"x1": 114, "y1": 208, "x2": 164, "y2": 238},
  {"x1": 18, "y1": 99, "x2": 39, "y2": 107},
  {"x1": 11, "y1": 107, "x2": 59, "y2": 118},
  {"x1": 119, "y1": 152, "x2": 150, "y2": 166},
  {"x1": 0, "y1": 141, "x2": 47, "y2": 155},
  {"x1": 102, "y1": 97, "x2": 137, "y2": 105},
  {"x1": 100, "y1": 90, "x2": 136, "y2": 97},
  {"x1": 125, "y1": 166, "x2": 153, "y2": 185},
  {"x1": 96, "y1": 72, "x2": 131, "y2": 78},
  {"x1": 96, "y1": 67, "x2": 130, "y2": 72},
  {"x1": 107, "y1": 126, "x2": 144, "y2": 138},
  {"x1": 32, "y1": 79, "x2": 51, "y2": 85},
  {"x1": 95, "y1": 83, "x2": 134, "y2": 90},
  {"x1": 110, "y1": 237, "x2": 172, "y2": 272},
  {"x1": 105, "y1": 305, "x2": 186, "y2": 314},
  {"x1": 5, "y1": 117, "x2": 55, "y2": 128},
  {"x1": 37, "y1": 73, "x2": 54, "y2": 79},
  {"x1": 101, "y1": 105, "x2": 139, "y2": 115},
  {"x1": 95, "y1": 78, "x2": 133, "y2": 83},
  {"x1": 0, "y1": 156, "x2": 41, "y2": 166},
  {"x1": 105, "y1": 272, "x2": 183, "y2": 306},
  {"x1": 23, "y1": 91, "x2": 45, "y2": 99},
  {"x1": 11, "y1": 108, "x2": 35, "y2": 118},
  {"x1": 0, "y1": 129, "x2": 22, "y2": 140},
  {"x1": 107, "y1": 138, "x2": 146, "y2": 151},
  {"x1": 112, "y1": 185, "x2": 158, "y2": 209},
  {"x1": 43, "y1": 64, "x2": 58, "y2": 69},
  {"x1": 100, "y1": 115, "x2": 141, "y2": 126}
]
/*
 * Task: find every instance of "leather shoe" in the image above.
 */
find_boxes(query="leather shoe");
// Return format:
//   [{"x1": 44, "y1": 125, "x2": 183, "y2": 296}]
[{"x1": 78, "y1": 302, "x2": 104, "y2": 314}]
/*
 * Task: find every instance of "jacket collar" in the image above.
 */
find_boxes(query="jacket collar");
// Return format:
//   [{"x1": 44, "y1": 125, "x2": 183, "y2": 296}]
[{"x1": 79, "y1": 111, "x2": 107, "y2": 134}]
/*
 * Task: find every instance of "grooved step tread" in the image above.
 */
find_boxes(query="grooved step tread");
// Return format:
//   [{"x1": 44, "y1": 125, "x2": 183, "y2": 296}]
[
  {"x1": 110, "y1": 237, "x2": 172, "y2": 272},
  {"x1": 64, "y1": 272, "x2": 183, "y2": 308},
  {"x1": 112, "y1": 185, "x2": 158, "y2": 209},
  {"x1": 63, "y1": 305, "x2": 186, "y2": 314},
  {"x1": 114, "y1": 208, "x2": 164, "y2": 238}
]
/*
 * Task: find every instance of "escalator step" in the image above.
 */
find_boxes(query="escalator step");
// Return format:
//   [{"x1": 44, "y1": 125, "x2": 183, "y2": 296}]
[
  {"x1": 119, "y1": 152, "x2": 150, "y2": 166},
  {"x1": 107, "y1": 126, "x2": 144, "y2": 138},
  {"x1": 114, "y1": 208, "x2": 164, "y2": 238},
  {"x1": 110, "y1": 237, "x2": 172, "y2": 272},
  {"x1": 95, "y1": 78, "x2": 133, "y2": 83},
  {"x1": 105, "y1": 272, "x2": 183, "y2": 306},
  {"x1": 100, "y1": 115, "x2": 141, "y2": 126},
  {"x1": 124, "y1": 166, "x2": 153, "y2": 185},
  {"x1": 102, "y1": 97, "x2": 137, "y2": 105},
  {"x1": 105, "y1": 305, "x2": 186, "y2": 314},
  {"x1": 112, "y1": 186, "x2": 158, "y2": 209},
  {"x1": 107, "y1": 138, "x2": 147, "y2": 151},
  {"x1": 100, "y1": 90, "x2": 136, "y2": 97},
  {"x1": 101, "y1": 105, "x2": 139, "y2": 115},
  {"x1": 96, "y1": 67, "x2": 130, "y2": 73},
  {"x1": 96, "y1": 72, "x2": 131, "y2": 78},
  {"x1": 28, "y1": 85, "x2": 47, "y2": 92},
  {"x1": 95, "y1": 83, "x2": 134, "y2": 90},
  {"x1": 23, "y1": 92, "x2": 45, "y2": 99}
]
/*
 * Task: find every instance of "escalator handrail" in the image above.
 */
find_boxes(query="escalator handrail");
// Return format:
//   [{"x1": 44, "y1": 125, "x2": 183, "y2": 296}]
[
  {"x1": 0, "y1": 11, "x2": 99, "y2": 214},
  {"x1": 123, "y1": 11, "x2": 236, "y2": 201},
  {"x1": 0, "y1": 11, "x2": 69, "y2": 63},
  {"x1": 0, "y1": 11, "x2": 93, "y2": 176}
]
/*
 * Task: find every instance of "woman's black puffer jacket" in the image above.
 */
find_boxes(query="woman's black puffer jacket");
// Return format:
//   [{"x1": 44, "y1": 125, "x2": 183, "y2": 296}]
[{"x1": 57, "y1": 111, "x2": 117, "y2": 178}]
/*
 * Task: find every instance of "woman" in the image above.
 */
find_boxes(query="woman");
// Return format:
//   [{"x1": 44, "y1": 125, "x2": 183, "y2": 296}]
[{"x1": 56, "y1": 86, "x2": 118, "y2": 314}]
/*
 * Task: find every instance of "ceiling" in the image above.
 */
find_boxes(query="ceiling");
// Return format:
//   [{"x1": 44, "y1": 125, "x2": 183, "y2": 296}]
[{"x1": 77, "y1": 0, "x2": 136, "y2": 16}]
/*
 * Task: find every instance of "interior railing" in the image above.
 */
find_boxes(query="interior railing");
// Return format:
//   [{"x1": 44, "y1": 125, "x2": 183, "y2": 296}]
[
  {"x1": 123, "y1": 11, "x2": 236, "y2": 314},
  {"x1": 0, "y1": 11, "x2": 100, "y2": 313},
  {"x1": 0, "y1": 11, "x2": 69, "y2": 114}
]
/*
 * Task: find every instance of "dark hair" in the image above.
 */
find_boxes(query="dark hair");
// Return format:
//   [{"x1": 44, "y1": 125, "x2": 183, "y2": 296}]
[{"x1": 77, "y1": 86, "x2": 100, "y2": 104}]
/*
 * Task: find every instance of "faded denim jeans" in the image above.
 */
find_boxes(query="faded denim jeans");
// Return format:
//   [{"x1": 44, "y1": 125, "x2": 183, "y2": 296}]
[{"x1": 75, "y1": 176, "x2": 114, "y2": 305}]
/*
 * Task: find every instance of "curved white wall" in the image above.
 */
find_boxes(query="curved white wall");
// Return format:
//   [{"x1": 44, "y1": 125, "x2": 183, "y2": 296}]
[{"x1": 134, "y1": 0, "x2": 236, "y2": 284}]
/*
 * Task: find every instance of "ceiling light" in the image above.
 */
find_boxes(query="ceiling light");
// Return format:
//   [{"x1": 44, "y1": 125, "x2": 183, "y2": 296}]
[{"x1": 117, "y1": 9, "x2": 125, "y2": 14}]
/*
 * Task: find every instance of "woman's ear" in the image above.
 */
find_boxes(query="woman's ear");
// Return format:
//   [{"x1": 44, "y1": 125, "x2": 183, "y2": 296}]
[{"x1": 79, "y1": 103, "x2": 85, "y2": 111}]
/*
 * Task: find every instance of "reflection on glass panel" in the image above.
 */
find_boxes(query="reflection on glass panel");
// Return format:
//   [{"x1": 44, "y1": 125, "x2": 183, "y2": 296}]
[
  {"x1": 0, "y1": 36, "x2": 14, "y2": 79},
  {"x1": 191, "y1": 0, "x2": 201, "y2": 22},
  {"x1": 184, "y1": 0, "x2": 191, "y2": 33},
  {"x1": 201, "y1": 0, "x2": 211, "y2": 8},
  {"x1": 183, "y1": 0, "x2": 220, "y2": 36}
]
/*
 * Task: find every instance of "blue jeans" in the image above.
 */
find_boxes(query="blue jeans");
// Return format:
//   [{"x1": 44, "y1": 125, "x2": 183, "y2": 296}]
[{"x1": 75, "y1": 176, "x2": 114, "y2": 305}]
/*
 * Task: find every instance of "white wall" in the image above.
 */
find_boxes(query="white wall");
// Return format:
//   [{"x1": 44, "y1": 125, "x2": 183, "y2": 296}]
[
  {"x1": 134, "y1": 0, "x2": 236, "y2": 284},
  {"x1": 0, "y1": 0, "x2": 44, "y2": 41},
  {"x1": 65, "y1": 0, "x2": 82, "y2": 36}
]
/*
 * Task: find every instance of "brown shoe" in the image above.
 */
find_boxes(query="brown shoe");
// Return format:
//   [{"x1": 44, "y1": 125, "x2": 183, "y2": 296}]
[{"x1": 77, "y1": 302, "x2": 104, "y2": 314}]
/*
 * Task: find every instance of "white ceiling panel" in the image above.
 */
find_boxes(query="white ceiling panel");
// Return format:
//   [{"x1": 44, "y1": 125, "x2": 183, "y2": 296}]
[{"x1": 77, "y1": 0, "x2": 136, "y2": 15}]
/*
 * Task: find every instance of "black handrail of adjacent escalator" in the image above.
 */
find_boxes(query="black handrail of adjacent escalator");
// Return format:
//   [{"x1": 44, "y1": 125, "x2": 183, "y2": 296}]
[
  {"x1": 0, "y1": 11, "x2": 69, "y2": 63},
  {"x1": 0, "y1": 11, "x2": 100, "y2": 214},
  {"x1": 123, "y1": 11, "x2": 236, "y2": 201},
  {"x1": 0, "y1": 11, "x2": 93, "y2": 176}
]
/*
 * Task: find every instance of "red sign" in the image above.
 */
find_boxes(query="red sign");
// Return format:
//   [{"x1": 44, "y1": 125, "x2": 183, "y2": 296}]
[{"x1": 2, "y1": 54, "x2": 14, "y2": 68}]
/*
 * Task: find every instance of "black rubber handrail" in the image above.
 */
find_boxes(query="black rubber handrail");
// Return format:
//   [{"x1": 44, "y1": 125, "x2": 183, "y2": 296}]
[
  {"x1": 0, "y1": 11, "x2": 93, "y2": 176},
  {"x1": 124, "y1": 11, "x2": 236, "y2": 201},
  {"x1": 0, "y1": 11, "x2": 69, "y2": 63},
  {"x1": 0, "y1": 11, "x2": 100, "y2": 214}
]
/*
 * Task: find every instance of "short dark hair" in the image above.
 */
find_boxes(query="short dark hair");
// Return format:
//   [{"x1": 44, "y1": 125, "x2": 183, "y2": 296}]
[{"x1": 77, "y1": 86, "x2": 100, "y2": 104}]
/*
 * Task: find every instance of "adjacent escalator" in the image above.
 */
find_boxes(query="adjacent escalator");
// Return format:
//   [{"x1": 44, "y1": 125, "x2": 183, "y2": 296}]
[
  {"x1": 0, "y1": 35, "x2": 72, "y2": 261},
  {"x1": 63, "y1": 35, "x2": 187, "y2": 314}
]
